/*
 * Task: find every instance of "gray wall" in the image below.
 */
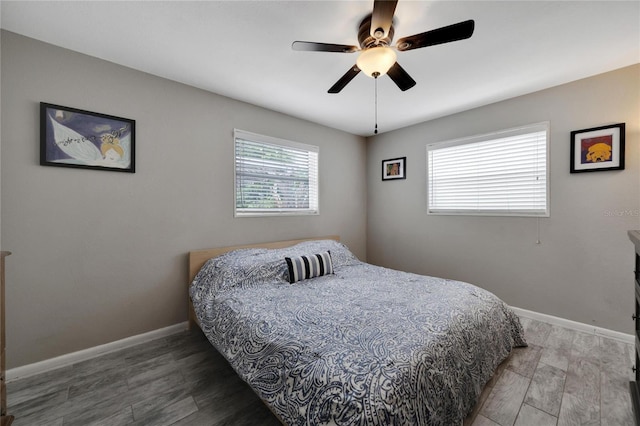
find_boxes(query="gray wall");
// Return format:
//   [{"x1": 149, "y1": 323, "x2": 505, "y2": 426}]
[
  {"x1": 0, "y1": 26, "x2": 3, "y2": 239},
  {"x1": 3, "y1": 28, "x2": 639, "y2": 369},
  {"x1": 1, "y1": 31, "x2": 367, "y2": 368},
  {"x1": 367, "y1": 64, "x2": 640, "y2": 334}
]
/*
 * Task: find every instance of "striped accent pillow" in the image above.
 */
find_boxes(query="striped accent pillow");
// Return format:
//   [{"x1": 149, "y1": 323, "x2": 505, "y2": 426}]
[{"x1": 285, "y1": 251, "x2": 334, "y2": 284}]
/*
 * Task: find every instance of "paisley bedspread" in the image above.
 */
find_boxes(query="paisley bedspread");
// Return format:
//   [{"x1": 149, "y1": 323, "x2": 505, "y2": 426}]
[{"x1": 190, "y1": 240, "x2": 526, "y2": 425}]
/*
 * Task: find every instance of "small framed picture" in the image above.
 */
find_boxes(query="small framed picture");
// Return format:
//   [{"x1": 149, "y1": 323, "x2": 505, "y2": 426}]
[
  {"x1": 570, "y1": 123, "x2": 624, "y2": 173},
  {"x1": 382, "y1": 157, "x2": 406, "y2": 181},
  {"x1": 40, "y1": 102, "x2": 135, "y2": 173}
]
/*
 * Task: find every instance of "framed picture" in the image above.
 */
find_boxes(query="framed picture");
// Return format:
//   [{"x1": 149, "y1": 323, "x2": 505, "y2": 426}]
[
  {"x1": 382, "y1": 157, "x2": 406, "y2": 180},
  {"x1": 40, "y1": 102, "x2": 135, "y2": 173},
  {"x1": 570, "y1": 123, "x2": 624, "y2": 173}
]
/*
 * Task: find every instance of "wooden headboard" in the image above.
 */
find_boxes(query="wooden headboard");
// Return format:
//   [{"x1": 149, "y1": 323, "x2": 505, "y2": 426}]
[{"x1": 187, "y1": 235, "x2": 340, "y2": 330}]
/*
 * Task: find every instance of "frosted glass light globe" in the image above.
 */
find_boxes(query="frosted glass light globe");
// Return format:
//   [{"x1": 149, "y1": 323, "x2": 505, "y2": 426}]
[{"x1": 356, "y1": 46, "x2": 397, "y2": 77}]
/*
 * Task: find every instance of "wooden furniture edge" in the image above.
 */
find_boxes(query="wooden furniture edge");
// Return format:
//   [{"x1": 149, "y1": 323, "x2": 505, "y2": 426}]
[
  {"x1": 629, "y1": 231, "x2": 640, "y2": 426},
  {"x1": 187, "y1": 235, "x2": 340, "y2": 330},
  {"x1": 1, "y1": 252, "x2": 11, "y2": 426},
  {"x1": 629, "y1": 230, "x2": 640, "y2": 251},
  {"x1": 0, "y1": 416, "x2": 14, "y2": 426}
]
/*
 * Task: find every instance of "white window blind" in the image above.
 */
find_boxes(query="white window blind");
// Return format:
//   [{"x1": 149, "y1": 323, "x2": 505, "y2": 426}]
[
  {"x1": 427, "y1": 122, "x2": 549, "y2": 217},
  {"x1": 234, "y1": 129, "x2": 319, "y2": 217}
]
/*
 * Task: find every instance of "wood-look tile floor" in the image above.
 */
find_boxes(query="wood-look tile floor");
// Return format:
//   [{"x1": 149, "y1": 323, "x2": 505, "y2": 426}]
[{"x1": 7, "y1": 316, "x2": 635, "y2": 426}]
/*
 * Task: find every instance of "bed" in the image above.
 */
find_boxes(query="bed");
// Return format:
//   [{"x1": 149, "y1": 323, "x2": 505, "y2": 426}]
[{"x1": 188, "y1": 236, "x2": 526, "y2": 425}]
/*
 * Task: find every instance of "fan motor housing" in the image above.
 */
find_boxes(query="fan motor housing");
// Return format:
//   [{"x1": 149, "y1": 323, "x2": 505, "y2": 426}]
[{"x1": 358, "y1": 14, "x2": 394, "y2": 49}]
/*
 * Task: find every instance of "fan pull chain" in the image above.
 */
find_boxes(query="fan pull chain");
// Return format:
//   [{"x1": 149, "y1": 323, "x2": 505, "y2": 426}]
[{"x1": 373, "y1": 71, "x2": 380, "y2": 135}]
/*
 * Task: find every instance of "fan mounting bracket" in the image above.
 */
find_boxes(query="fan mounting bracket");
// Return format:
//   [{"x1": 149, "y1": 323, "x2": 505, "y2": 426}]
[{"x1": 358, "y1": 14, "x2": 394, "y2": 49}]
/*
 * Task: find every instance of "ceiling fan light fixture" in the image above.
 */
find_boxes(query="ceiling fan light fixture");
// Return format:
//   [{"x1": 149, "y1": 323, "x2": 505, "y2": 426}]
[{"x1": 356, "y1": 46, "x2": 397, "y2": 78}]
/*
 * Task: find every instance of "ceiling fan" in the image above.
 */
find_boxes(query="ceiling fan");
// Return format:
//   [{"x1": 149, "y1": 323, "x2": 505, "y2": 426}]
[{"x1": 292, "y1": 0, "x2": 475, "y2": 94}]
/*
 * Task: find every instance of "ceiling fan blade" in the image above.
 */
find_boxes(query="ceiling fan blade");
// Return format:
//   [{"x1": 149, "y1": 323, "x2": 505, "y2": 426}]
[
  {"x1": 292, "y1": 41, "x2": 359, "y2": 53},
  {"x1": 328, "y1": 65, "x2": 361, "y2": 93},
  {"x1": 370, "y1": 0, "x2": 398, "y2": 39},
  {"x1": 387, "y1": 62, "x2": 416, "y2": 91},
  {"x1": 396, "y1": 19, "x2": 475, "y2": 52}
]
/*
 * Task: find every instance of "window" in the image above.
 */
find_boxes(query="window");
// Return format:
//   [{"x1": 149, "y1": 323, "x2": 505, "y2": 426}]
[
  {"x1": 427, "y1": 122, "x2": 549, "y2": 217},
  {"x1": 234, "y1": 129, "x2": 319, "y2": 217}
]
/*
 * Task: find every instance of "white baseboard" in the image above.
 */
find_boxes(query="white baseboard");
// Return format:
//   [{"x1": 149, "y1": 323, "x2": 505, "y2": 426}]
[
  {"x1": 511, "y1": 306, "x2": 634, "y2": 345},
  {"x1": 6, "y1": 321, "x2": 189, "y2": 382},
  {"x1": 6, "y1": 309, "x2": 635, "y2": 383}
]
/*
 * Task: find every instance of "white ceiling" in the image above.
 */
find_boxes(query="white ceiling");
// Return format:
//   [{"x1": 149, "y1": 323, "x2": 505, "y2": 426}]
[{"x1": 2, "y1": 1, "x2": 639, "y2": 136}]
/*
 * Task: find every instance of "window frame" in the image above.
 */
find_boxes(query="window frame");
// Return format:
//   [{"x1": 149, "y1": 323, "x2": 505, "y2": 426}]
[
  {"x1": 234, "y1": 129, "x2": 319, "y2": 218},
  {"x1": 426, "y1": 122, "x2": 550, "y2": 217}
]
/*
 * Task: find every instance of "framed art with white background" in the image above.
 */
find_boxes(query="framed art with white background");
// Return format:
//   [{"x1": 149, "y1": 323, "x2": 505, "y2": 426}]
[{"x1": 382, "y1": 157, "x2": 406, "y2": 181}]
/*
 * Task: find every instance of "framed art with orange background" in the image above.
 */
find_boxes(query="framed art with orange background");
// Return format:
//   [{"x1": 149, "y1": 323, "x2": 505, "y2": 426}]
[{"x1": 570, "y1": 123, "x2": 624, "y2": 173}]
